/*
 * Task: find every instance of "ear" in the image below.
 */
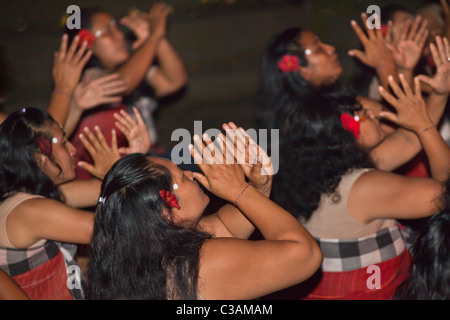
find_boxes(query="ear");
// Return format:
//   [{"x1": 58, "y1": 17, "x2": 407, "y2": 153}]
[
  {"x1": 34, "y1": 152, "x2": 47, "y2": 170},
  {"x1": 161, "y1": 207, "x2": 182, "y2": 225}
]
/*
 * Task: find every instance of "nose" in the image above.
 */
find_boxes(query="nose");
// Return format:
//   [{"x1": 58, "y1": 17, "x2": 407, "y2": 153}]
[{"x1": 323, "y1": 43, "x2": 335, "y2": 55}]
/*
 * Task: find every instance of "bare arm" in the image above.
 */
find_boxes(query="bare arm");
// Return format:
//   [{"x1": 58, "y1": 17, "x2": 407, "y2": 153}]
[
  {"x1": 114, "y1": 4, "x2": 171, "y2": 96},
  {"x1": 6, "y1": 198, "x2": 94, "y2": 248},
  {"x1": 190, "y1": 133, "x2": 322, "y2": 300},
  {"x1": 374, "y1": 37, "x2": 450, "y2": 171},
  {"x1": 147, "y1": 39, "x2": 188, "y2": 98},
  {"x1": 47, "y1": 35, "x2": 92, "y2": 126},
  {"x1": 58, "y1": 178, "x2": 101, "y2": 208},
  {"x1": 0, "y1": 269, "x2": 29, "y2": 300}
]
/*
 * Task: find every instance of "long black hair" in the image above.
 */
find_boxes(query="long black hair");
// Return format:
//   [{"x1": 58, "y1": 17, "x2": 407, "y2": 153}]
[
  {"x1": 272, "y1": 86, "x2": 373, "y2": 221},
  {"x1": 394, "y1": 178, "x2": 450, "y2": 300},
  {"x1": 256, "y1": 28, "x2": 311, "y2": 131},
  {"x1": 0, "y1": 108, "x2": 63, "y2": 202},
  {"x1": 86, "y1": 153, "x2": 211, "y2": 300}
]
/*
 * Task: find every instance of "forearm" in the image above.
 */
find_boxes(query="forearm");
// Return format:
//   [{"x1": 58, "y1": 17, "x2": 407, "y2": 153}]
[
  {"x1": 236, "y1": 186, "x2": 313, "y2": 243},
  {"x1": 47, "y1": 89, "x2": 74, "y2": 126},
  {"x1": 376, "y1": 63, "x2": 397, "y2": 90},
  {"x1": 372, "y1": 92, "x2": 448, "y2": 171},
  {"x1": 115, "y1": 35, "x2": 162, "y2": 95},
  {"x1": 418, "y1": 127, "x2": 450, "y2": 182},
  {"x1": 63, "y1": 98, "x2": 84, "y2": 138},
  {"x1": 58, "y1": 178, "x2": 101, "y2": 208},
  {"x1": 154, "y1": 39, "x2": 187, "y2": 85}
]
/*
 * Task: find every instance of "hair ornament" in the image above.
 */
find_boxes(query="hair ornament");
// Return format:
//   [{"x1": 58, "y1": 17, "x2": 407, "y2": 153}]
[
  {"x1": 340, "y1": 113, "x2": 361, "y2": 139},
  {"x1": 77, "y1": 29, "x2": 95, "y2": 48},
  {"x1": 278, "y1": 54, "x2": 300, "y2": 73},
  {"x1": 159, "y1": 190, "x2": 181, "y2": 210},
  {"x1": 35, "y1": 136, "x2": 52, "y2": 156}
]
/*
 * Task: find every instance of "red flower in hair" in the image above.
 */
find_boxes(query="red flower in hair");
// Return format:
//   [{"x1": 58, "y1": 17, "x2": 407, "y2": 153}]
[
  {"x1": 340, "y1": 113, "x2": 360, "y2": 139},
  {"x1": 35, "y1": 136, "x2": 52, "y2": 156},
  {"x1": 278, "y1": 54, "x2": 300, "y2": 72},
  {"x1": 78, "y1": 29, "x2": 95, "y2": 48},
  {"x1": 159, "y1": 190, "x2": 181, "y2": 210}
]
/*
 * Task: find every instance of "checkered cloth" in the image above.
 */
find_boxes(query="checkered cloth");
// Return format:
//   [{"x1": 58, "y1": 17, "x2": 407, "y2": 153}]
[
  {"x1": 315, "y1": 225, "x2": 406, "y2": 272},
  {"x1": 0, "y1": 240, "x2": 85, "y2": 300}
]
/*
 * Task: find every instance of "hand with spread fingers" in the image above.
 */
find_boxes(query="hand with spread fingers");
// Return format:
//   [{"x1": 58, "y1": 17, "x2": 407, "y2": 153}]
[
  {"x1": 385, "y1": 16, "x2": 429, "y2": 72},
  {"x1": 73, "y1": 73, "x2": 127, "y2": 110},
  {"x1": 417, "y1": 36, "x2": 450, "y2": 95},
  {"x1": 148, "y1": 2, "x2": 173, "y2": 40},
  {"x1": 348, "y1": 13, "x2": 395, "y2": 70},
  {"x1": 77, "y1": 126, "x2": 121, "y2": 180},
  {"x1": 113, "y1": 107, "x2": 152, "y2": 155},
  {"x1": 52, "y1": 34, "x2": 92, "y2": 96},
  {"x1": 120, "y1": 10, "x2": 151, "y2": 50},
  {"x1": 378, "y1": 75, "x2": 433, "y2": 134},
  {"x1": 221, "y1": 122, "x2": 273, "y2": 197},
  {"x1": 189, "y1": 133, "x2": 248, "y2": 204}
]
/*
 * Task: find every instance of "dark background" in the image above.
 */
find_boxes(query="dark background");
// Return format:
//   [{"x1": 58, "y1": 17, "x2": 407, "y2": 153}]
[{"x1": 0, "y1": 0, "x2": 436, "y2": 149}]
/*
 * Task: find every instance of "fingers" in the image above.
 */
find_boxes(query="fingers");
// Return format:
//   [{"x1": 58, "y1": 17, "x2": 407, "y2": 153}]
[
  {"x1": 414, "y1": 19, "x2": 428, "y2": 48},
  {"x1": 398, "y1": 73, "x2": 413, "y2": 97},
  {"x1": 58, "y1": 34, "x2": 69, "y2": 61},
  {"x1": 407, "y1": 16, "x2": 422, "y2": 41},
  {"x1": 378, "y1": 110, "x2": 399, "y2": 124},
  {"x1": 77, "y1": 161, "x2": 96, "y2": 175},
  {"x1": 65, "y1": 32, "x2": 80, "y2": 62},
  {"x1": 384, "y1": 20, "x2": 393, "y2": 43},
  {"x1": 348, "y1": 49, "x2": 367, "y2": 64},
  {"x1": 429, "y1": 42, "x2": 442, "y2": 68},
  {"x1": 387, "y1": 75, "x2": 406, "y2": 99},
  {"x1": 444, "y1": 37, "x2": 450, "y2": 59},
  {"x1": 399, "y1": 19, "x2": 411, "y2": 43},
  {"x1": 414, "y1": 77, "x2": 423, "y2": 99},
  {"x1": 416, "y1": 74, "x2": 434, "y2": 88},
  {"x1": 378, "y1": 85, "x2": 400, "y2": 109},
  {"x1": 192, "y1": 172, "x2": 211, "y2": 191},
  {"x1": 350, "y1": 19, "x2": 368, "y2": 44},
  {"x1": 436, "y1": 36, "x2": 448, "y2": 64}
]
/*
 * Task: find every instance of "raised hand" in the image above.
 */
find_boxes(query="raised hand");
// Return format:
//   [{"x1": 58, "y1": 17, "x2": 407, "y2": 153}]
[
  {"x1": 189, "y1": 134, "x2": 248, "y2": 204},
  {"x1": 120, "y1": 10, "x2": 150, "y2": 50},
  {"x1": 348, "y1": 13, "x2": 395, "y2": 70},
  {"x1": 148, "y1": 2, "x2": 173, "y2": 40},
  {"x1": 113, "y1": 107, "x2": 152, "y2": 154},
  {"x1": 77, "y1": 126, "x2": 121, "y2": 180},
  {"x1": 417, "y1": 36, "x2": 450, "y2": 95},
  {"x1": 378, "y1": 75, "x2": 433, "y2": 134},
  {"x1": 221, "y1": 122, "x2": 273, "y2": 197},
  {"x1": 53, "y1": 34, "x2": 92, "y2": 96},
  {"x1": 73, "y1": 73, "x2": 127, "y2": 110},
  {"x1": 386, "y1": 16, "x2": 429, "y2": 72}
]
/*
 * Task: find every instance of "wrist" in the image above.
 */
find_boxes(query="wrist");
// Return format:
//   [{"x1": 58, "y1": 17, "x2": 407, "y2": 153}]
[
  {"x1": 233, "y1": 182, "x2": 253, "y2": 207},
  {"x1": 415, "y1": 121, "x2": 435, "y2": 135},
  {"x1": 53, "y1": 87, "x2": 73, "y2": 98}
]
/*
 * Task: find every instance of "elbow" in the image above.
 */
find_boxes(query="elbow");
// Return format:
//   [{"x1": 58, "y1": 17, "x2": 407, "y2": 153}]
[{"x1": 290, "y1": 237, "x2": 323, "y2": 282}]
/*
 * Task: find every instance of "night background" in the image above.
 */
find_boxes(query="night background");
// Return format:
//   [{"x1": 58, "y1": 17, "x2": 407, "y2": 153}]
[{"x1": 0, "y1": 0, "x2": 437, "y2": 149}]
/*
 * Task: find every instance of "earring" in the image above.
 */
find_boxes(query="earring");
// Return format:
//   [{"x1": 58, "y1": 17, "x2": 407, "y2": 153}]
[{"x1": 173, "y1": 184, "x2": 179, "y2": 190}]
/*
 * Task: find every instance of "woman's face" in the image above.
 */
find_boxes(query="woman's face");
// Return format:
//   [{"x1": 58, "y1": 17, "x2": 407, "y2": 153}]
[
  {"x1": 150, "y1": 157, "x2": 210, "y2": 228},
  {"x1": 297, "y1": 31, "x2": 343, "y2": 86},
  {"x1": 90, "y1": 12, "x2": 129, "y2": 70},
  {"x1": 355, "y1": 108, "x2": 384, "y2": 150},
  {"x1": 38, "y1": 122, "x2": 77, "y2": 185}
]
